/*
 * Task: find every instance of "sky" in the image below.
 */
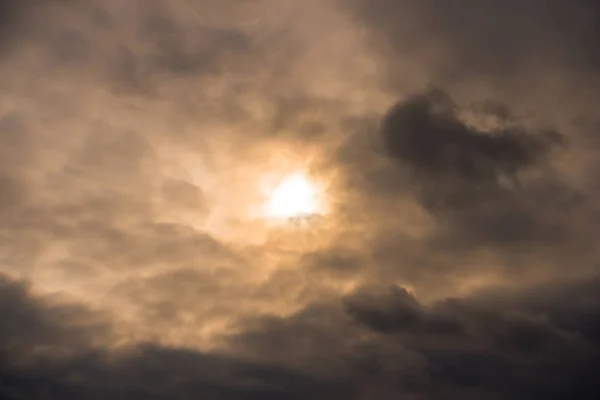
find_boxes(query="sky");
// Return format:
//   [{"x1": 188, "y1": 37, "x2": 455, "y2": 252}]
[{"x1": 1, "y1": 0, "x2": 600, "y2": 398}]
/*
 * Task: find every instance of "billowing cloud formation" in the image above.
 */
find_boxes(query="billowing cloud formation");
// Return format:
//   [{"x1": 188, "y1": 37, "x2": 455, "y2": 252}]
[
  {"x1": 2, "y1": 271, "x2": 600, "y2": 398},
  {"x1": 1, "y1": 0, "x2": 600, "y2": 398}
]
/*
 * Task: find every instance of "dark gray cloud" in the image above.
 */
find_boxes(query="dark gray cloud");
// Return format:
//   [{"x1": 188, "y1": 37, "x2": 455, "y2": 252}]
[
  {"x1": 381, "y1": 89, "x2": 560, "y2": 183},
  {"x1": 232, "y1": 277, "x2": 600, "y2": 399},
  {"x1": 376, "y1": 89, "x2": 570, "y2": 243},
  {"x1": 348, "y1": 0, "x2": 600, "y2": 98},
  {"x1": 0, "y1": 0, "x2": 28, "y2": 48},
  {"x1": 4, "y1": 271, "x2": 593, "y2": 399},
  {"x1": 0, "y1": 274, "x2": 324, "y2": 400},
  {"x1": 328, "y1": 84, "x2": 600, "y2": 296},
  {"x1": 1, "y1": 0, "x2": 600, "y2": 398}
]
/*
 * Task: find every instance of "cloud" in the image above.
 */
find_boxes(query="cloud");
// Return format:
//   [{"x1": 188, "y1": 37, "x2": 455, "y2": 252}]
[
  {"x1": 330, "y1": 87, "x2": 594, "y2": 294},
  {"x1": 348, "y1": 0, "x2": 600, "y2": 94},
  {"x1": 232, "y1": 277, "x2": 600, "y2": 398},
  {"x1": 375, "y1": 89, "x2": 570, "y2": 244},
  {"x1": 1, "y1": 0, "x2": 600, "y2": 398},
  {"x1": 0, "y1": 274, "x2": 324, "y2": 400},
  {"x1": 380, "y1": 89, "x2": 560, "y2": 182},
  {"x1": 5, "y1": 272, "x2": 597, "y2": 399}
]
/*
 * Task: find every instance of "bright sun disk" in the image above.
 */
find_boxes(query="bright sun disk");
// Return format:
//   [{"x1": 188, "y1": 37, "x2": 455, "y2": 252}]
[{"x1": 266, "y1": 173, "x2": 321, "y2": 219}]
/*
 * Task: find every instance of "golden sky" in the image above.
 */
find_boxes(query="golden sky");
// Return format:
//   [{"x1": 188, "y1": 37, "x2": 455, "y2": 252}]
[{"x1": 1, "y1": 0, "x2": 600, "y2": 398}]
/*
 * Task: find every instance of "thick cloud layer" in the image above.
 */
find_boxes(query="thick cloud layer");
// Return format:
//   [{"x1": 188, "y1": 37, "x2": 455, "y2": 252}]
[
  {"x1": 2, "y1": 272, "x2": 599, "y2": 399},
  {"x1": 1, "y1": 0, "x2": 599, "y2": 398}
]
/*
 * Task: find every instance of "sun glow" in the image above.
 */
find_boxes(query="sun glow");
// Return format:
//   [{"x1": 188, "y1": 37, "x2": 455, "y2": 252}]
[{"x1": 265, "y1": 173, "x2": 323, "y2": 219}]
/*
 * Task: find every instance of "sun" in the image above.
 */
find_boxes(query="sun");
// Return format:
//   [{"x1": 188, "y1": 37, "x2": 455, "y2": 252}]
[{"x1": 265, "y1": 173, "x2": 322, "y2": 219}]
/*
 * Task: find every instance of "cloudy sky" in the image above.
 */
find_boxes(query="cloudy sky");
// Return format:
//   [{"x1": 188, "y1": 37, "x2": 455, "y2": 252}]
[{"x1": 1, "y1": 0, "x2": 600, "y2": 398}]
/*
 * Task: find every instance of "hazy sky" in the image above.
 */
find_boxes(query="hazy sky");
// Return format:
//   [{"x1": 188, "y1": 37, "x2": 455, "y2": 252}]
[{"x1": 1, "y1": 0, "x2": 600, "y2": 398}]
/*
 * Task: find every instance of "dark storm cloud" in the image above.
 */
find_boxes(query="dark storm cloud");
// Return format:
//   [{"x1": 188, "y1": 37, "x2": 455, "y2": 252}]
[
  {"x1": 335, "y1": 88, "x2": 590, "y2": 285},
  {"x1": 349, "y1": 0, "x2": 600, "y2": 93},
  {"x1": 228, "y1": 276, "x2": 600, "y2": 399},
  {"x1": 0, "y1": 275, "x2": 110, "y2": 362},
  {"x1": 377, "y1": 89, "x2": 571, "y2": 242},
  {"x1": 2, "y1": 271, "x2": 599, "y2": 399},
  {"x1": 2, "y1": 0, "x2": 600, "y2": 398},
  {"x1": 381, "y1": 89, "x2": 560, "y2": 181},
  {"x1": 316, "y1": 81, "x2": 600, "y2": 312},
  {"x1": 0, "y1": 274, "x2": 324, "y2": 400}
]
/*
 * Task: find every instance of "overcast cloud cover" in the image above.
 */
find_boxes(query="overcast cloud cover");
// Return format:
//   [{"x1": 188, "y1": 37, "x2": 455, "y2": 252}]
[{"x1": 1, "y1": 0, "x2": 600, "y2": 398}]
